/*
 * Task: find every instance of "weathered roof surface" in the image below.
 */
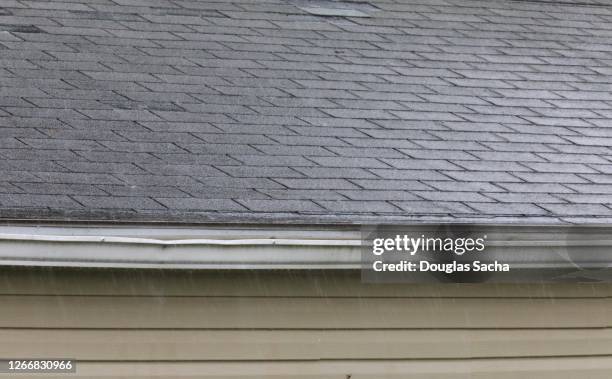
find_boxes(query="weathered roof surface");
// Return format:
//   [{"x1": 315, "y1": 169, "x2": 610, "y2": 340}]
[{"x1": 0, "y1": 0, "x2": 611, "y2": 224}]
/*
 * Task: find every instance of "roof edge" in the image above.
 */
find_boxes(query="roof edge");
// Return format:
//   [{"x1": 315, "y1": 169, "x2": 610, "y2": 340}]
[{"x1": 2, "y1": 207, "x2": 612, "y2": 226}]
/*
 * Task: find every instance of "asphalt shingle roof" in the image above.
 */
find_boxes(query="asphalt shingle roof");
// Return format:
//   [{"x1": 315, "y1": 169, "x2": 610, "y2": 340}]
[{"x1": 0, "y1": 0, "x2": 612, "y2": 224}]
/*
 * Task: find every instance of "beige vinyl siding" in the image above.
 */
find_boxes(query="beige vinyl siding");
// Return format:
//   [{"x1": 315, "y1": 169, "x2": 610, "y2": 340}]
[{"x1": 0, "y1": 268, "x2": 611, "y2": 378}]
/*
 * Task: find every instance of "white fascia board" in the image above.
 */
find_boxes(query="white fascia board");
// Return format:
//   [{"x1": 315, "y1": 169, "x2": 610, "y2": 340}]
[{"x1": 0, "y1": 223, "x2": 610, "y2": 269}]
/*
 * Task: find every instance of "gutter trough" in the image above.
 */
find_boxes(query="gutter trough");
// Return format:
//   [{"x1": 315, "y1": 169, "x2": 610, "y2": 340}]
[
  {"x1": 0, "y1": 224, "x2": 610, "y2": 274},
  {"x1": 0, "y1": 233, "x2": 362, "y2": 269}
]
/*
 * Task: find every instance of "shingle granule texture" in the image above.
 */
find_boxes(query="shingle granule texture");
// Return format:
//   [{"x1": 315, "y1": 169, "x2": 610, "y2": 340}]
[{"x1": 0, "y1": 0, "x2": 612, "y2": 224}]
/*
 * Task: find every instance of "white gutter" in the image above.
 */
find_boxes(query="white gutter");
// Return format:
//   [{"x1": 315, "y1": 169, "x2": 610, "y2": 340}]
[
  {"x1": 0, "y1": 224, "x2": 609, "y2": 270},
  {"x1": 0, "y1": 234, "x2": 361, "y2": 269},
  {"x1": 0, "y1": 224, "x2": 363, "y2": 269}
]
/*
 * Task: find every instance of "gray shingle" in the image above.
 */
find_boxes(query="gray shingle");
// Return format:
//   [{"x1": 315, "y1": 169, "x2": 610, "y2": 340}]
[
  {"x1": 539, "y1": 203, "x2": 612, "y2": 216},
  {"x1": 371, "y1": 169, "x2": 450, "y2": 181},
  {"x1": 424, "y1": 181, "x2": 503, "y2": 192},
  {"x1": 0, "y1": 194, "x2": 82, "y2": 208},
  {"x1": 99, "y1": 185, "x2": 188, "y2": 198},
  {"x1": 232, "y1": 155, "x2": 313, "y2": 167},
  {"x1": 237, "y1": 199, "x2": 323, "y2": 212},
  {"x1": 521, "y1": 162, "x2": 597, "y2": 173},
  {"x1": 498, "y1": 182, "x2": 574, "y2": 194},
  {"x1": 338, "y1": 190, "x2": 420, "y2": 201},
  {"x1": 566, "y1": 184, "x2": 612, "y2": 194},
  {"x1": 58, "y1": 162, "x2": 145, "y2": 175},
  {"x1": 295, "y1": 167, "x2": 376, "y2": 179},
  {"x1": 275, "y1": 178, "x2": 358, "y2": 190},
  {"x1": 442, "y1": 171, "x2": 520, "y2": 182},
  {"x1": 101, "y1": 141, "x2": 185, "y2": 154},
  {"x1": 453, "y1": 160, "x2": 530, "y2": 172},
  {"x1": 156, "y1": 198, "x2": 246, "y2": 211},
  {"x1": 317, "y1": 200, "x2": 399, "y2": 213},
  {"x1": 33, "y1": 172, "x2": 123, "y2": 185},
  {"x1": 414, "y1": 191, "x2": 495, "y2": 203},
  {"x1": 381, "y1": 158, "x2": 461, "y2": 170},
  {"x1": 307, "y1": 156, "x2": 388, "y2": 168},
  {"x1": 467, "y1": 202, "x2": 549, "y2": 215},
  {"x1": 323, "y1": 109, "x2": 397, "y2": 119},
  {"x1": 513, "y1": 172, "x2": 588, "y2": 183},
  {"x1": 74, "y1": 196, "x2": 166, "y2": 210},
  {"x1": 141, "y1": 164, "x2": 227, "y2": 177},
  {"x1": 392, "y1": 201, "x2": 475, "y2": 214},
  {"x1": 253, "y1": 145, "x2": 334, "y2": 157},
  {"x1": 483, "y1": 193, "x2": 565, "y2": 204},
  {"x1": 217, "y1": 166, "x2": 303, "y2": 178},
  {"x1": 0, "y1": 0, "x2": 611, "y2": 223},
  {"x1": 259, "y1": 189, "x2": 344, "y2": 201},
  {"x1": 556, "y1": 194, "x2": 612, "y2": 204}
]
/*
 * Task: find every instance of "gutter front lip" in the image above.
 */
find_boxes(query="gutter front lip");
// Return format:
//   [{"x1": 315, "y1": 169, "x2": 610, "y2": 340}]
[
  {"x1": 0, "y1": 233, "x2": 612, "y2": 248},
  {"x1": 0, "y1": 234, "x2": 362, "y2": 247}
]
